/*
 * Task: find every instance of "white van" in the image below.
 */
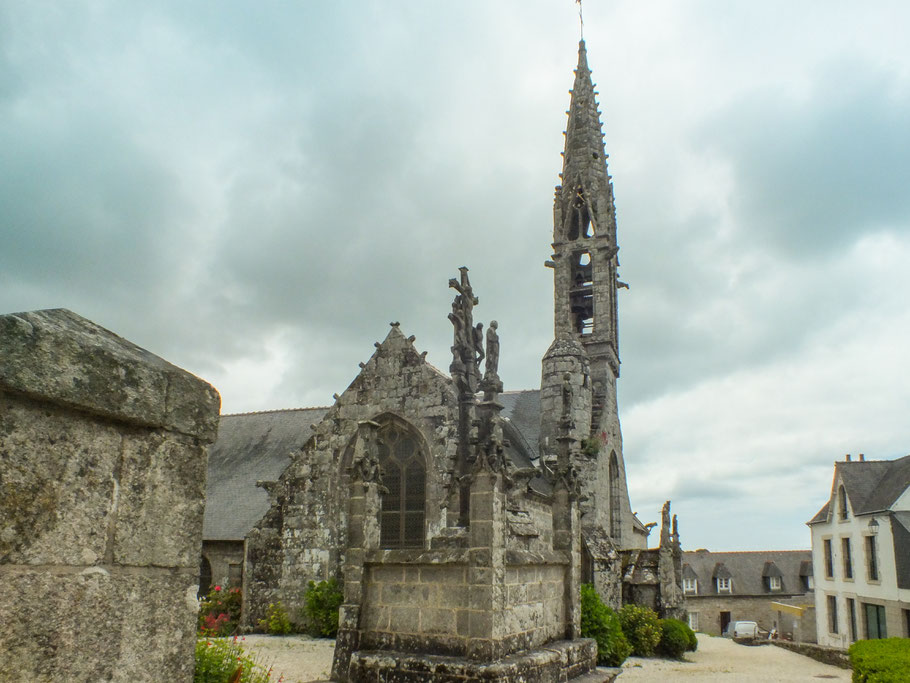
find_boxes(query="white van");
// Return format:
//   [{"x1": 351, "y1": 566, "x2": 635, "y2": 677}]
[{"x1": 730, "y1": 621, "x2": 759, "y2": 638}]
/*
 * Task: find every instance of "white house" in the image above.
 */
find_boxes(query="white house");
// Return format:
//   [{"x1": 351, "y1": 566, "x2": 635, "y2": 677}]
[{"x1": 807, "y1": 453, "x2": 910, "y2": 647}]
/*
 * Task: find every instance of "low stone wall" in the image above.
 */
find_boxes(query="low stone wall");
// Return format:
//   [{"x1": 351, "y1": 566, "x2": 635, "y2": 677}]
[
  {"x1": 771, "y1": 640, "x2": 851, "y2": 669},
  {"x1": 0, "y1": 309, "x2": 219, "y2": 682},
  {"x1": 360, "y1": 555, "x2": 472, "y2": 656},
  {"x1": 356, "y1": 549, "x2": 571, "y2": 660},
  {"x1": 349, "y1": 638, "x2": 601, "y2": 682}
]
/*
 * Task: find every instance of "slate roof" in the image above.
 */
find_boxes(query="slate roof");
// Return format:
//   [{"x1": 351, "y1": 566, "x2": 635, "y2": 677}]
[
  {"x1": 500, "y1": 390, "x2": 541, "y2": 460},
  {"x1": 682, "y1": 550, "x2": 812, "y2": 597},
  {"x1": 202, "y1": 389, "x2": 572, "y2": 540},
  {"x1": 203, "y1": 407, "x2": 328, "y2": 541},
  {"x1": 808, "y1": 454, "x2": 910, "y2": 525}
]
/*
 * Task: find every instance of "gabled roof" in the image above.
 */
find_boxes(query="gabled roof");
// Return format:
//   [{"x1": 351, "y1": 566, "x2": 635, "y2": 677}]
[
  {"x1": 682, "y1": 550, "x2": 812, "y2": 596},
  {"x1": 762, "y1": 561, "x2": 783, "y2": 578},
  {"x1": 203, "y1": 407, "x2": 328, "y2": 540},
  {"x1": 808, "y1": 454, "x2": 910, "y2": 525},
  {"x1": 681, "y1": 564, "x2": 698, "y2": 581},
  {"x1": 713, "y1": 563, "x2": 732, "y2": 580},
  {"x1": 203, "y1": 389, "x2": 548, "y2": 541}
]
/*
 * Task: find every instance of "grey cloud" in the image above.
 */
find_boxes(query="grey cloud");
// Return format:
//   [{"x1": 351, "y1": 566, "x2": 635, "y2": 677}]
[{"x1": 699, "y1": 59, "x2": 910, "y2": 258}]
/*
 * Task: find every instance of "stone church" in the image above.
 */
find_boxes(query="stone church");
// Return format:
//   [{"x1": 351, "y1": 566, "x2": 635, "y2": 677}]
[{"x1": 201, "y1": 40, "x2": 684, "y2": 638}]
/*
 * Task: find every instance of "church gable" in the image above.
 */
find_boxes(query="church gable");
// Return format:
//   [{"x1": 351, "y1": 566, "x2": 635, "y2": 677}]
[{"x1": 244, "y1": 323, "x2": 460, "y2": 624}]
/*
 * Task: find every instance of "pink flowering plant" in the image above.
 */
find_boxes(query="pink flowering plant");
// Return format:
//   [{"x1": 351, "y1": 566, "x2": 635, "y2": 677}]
[{"x1": 198, "y1": 585, "x2": 243, "y2": 636}]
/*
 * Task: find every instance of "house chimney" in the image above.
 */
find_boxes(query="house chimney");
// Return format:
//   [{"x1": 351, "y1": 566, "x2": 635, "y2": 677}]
[
  {"x1": 859, "y1": 453, "x2": 865, "y2": 461},
  {"x1": 846, "y1": 454, "x2": 851, "y2": 462}
]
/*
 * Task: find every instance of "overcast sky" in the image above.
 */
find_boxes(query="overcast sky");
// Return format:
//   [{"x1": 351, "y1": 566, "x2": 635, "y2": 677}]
[{"x1": 3, "y1": 1, "x2": 909, "y2": 552}]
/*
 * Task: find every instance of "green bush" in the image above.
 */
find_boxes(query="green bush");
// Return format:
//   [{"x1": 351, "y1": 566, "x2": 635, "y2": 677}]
[
  {"x1": 618, "y1": 604, "x2": 662, "y2": 657},
  {"x1": 198, "y1": 585, "x2": 243, "y2": 636},
  {"x1": 259, "y1": 601, "x2": 293, "y2": 635},
  {"x1": 686, "y1": 621, "x2": 698, "y2": 652},
  {"x1": 580, "y1": 584, "x2": 631, "y2": 667},
  {"x1": 849, "y1": 638, "x2": 910, "y2": 682},
  {"x1": 302, "y1": 578, "x2": 344, "y2": 637},
  {"x1": 656, "y1": 618, "x2": 691, "y2": 659},
  {"x1": 195, "y1": 637, "x2": 278, "y2": 683}
]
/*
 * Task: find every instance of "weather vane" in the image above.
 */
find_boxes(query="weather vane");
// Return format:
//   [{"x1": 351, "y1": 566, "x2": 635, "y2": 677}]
[{"x1": 576, "y1": 0, "x2": 584, "y2": 40}]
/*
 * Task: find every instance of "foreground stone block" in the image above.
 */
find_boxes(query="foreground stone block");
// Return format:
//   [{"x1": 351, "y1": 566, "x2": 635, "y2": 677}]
[{"x1": 0, "y1": 309, "x2": 220, "y2": 683}]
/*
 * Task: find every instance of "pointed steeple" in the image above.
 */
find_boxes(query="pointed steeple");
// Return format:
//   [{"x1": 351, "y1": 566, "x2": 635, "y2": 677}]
[
  {"x1": 561, "y1": 40, "x2": 613, "y2": 208},
  {"x1": 555, "y1": 40, "x2": 617, "y2": 248}
]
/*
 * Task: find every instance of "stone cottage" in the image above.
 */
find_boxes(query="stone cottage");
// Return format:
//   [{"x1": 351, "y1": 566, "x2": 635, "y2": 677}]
[{"x1": 202, "y1": 40, "x2": 684, "y2": 631}]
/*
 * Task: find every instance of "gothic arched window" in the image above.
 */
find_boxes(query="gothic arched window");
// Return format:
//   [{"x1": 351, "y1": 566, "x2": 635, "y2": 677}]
[
  {"x1": 378, "y1": 422, "x2": 426, "y2": 548},
  {"x1": 609, "y1": 452, "x2": 622, "y2": 540}
]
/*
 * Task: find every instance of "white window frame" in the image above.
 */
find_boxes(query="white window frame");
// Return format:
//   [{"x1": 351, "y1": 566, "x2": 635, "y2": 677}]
[
  {"x1": 688, "y1": 612, "x2": 699, "y2": 631},
  {"x1": 716, "y1": 577, "x2": 731, "y2": 593},
  {"x1": 683, "y1": 578, "x2": 697, "y2": 594},
  {"x1": 769, "y1": 575, "x2": 781, "y2": 591}
]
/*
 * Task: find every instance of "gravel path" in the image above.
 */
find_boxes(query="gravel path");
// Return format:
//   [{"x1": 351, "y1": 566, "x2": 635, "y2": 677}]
[
  {"x1": 620, "y1": 634, "x2": 850, "y2": 681},
  {"x1": 237, "y1": 633, "x2": 850, "y2": 682},
  {"x1": 236, "y1": 635, "x2": 334, "y2": 683}
]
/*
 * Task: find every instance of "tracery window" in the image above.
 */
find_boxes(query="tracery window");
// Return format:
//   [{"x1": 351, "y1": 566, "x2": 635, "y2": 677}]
[{"x1": 378, "y1": 422, "x2": 426, "y2": 548}]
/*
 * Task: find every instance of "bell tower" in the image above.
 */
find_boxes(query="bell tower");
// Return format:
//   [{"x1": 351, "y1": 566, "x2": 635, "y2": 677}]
[
  {"x1": 541, "y1": 40, "x2": 634, "y2": 549},
  {"x1": 548, "y1": 40, "x2": 621, "y2": 430}
]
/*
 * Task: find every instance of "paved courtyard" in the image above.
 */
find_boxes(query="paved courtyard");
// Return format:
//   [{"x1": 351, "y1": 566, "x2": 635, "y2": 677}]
[
  {"x1": 619, "y1": 634, "x2": 850, "y2": 681},
  {"x1": 237, "y1": 633, "x2": 851, "y2": 682}
]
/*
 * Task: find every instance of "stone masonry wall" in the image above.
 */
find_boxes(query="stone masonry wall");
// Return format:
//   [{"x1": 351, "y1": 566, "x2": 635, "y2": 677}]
[
  {"x1": 686, "y1": 593, "x2": 817, "y2": 642},
  {"x1": 245, "y1": 325, "x2": 459, "y2": 626},
  {"x1": 502, "y1": 563, "x2": 566, "y2": 648},
  {"x1": 0, "y1": 309, "x2": 219, "y2": 682},
  {"x1": 360, "y1": 559, "x2": 471, "y2": 655}
]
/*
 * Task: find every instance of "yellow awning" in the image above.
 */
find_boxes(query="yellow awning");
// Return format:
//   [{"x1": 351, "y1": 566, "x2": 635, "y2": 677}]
[{"x1": 770, "y1": 602, "x2": 806, "y2": 617}]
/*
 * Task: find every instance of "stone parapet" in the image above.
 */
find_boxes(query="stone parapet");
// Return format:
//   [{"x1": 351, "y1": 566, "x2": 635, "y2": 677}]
[{"x1": 0, "y1": 309, "x2": 219, "y2": 682}]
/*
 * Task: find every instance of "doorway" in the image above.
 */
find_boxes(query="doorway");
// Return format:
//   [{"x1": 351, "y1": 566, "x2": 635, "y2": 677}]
[{"x1": 720, "y1": 611, "x2": 732, "y2": 635}]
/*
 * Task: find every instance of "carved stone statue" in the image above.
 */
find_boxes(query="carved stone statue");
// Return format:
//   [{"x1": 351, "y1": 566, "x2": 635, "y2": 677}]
[
  {"x1": 448, "y1": 267, "x2": 481, "y2": 392},
  {"x1": 561, "y1": 372, "x2": 572, "y2": 419},
  {"x1": 473, "y1": 323, "x2": 485, "y2": 365},
  {"x1": 350, "y1": 421, "x2": 385, "y2": 490},
  {"x1": 484, "y1": 320, "x2": 499, "y2": 380}
]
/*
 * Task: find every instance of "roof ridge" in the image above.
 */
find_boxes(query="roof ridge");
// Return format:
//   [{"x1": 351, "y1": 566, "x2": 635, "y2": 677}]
[{"x1": 221, "y1": 407, "x2": 330, "y2": 417}]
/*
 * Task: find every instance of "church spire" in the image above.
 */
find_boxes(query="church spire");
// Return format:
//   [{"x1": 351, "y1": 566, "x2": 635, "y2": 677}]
[
  {"x1": 558, "y1": 40, "x2": 616, "y2": 245},
  {"x1": 550, "y1": 40, "x2": 619, "y2": 364}
]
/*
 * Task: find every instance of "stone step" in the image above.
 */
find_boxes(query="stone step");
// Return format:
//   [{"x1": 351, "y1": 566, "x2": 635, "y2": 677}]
[{"x1": 571, "y1": 667, "x2": 622, "y2": 683}]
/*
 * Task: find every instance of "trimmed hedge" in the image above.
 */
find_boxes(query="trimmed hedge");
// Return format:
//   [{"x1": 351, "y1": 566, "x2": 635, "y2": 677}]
[
  {"x1": 580, "y1": 584, "x2": 632, "y2": 667},
  {"x1": 657, "y1": 618, "x2": 693, "y2": 659},
  {"x1": 849, "y1": 638, "x2": 910, "y2": 683},
  {"x1": 618, "y1": 604, "x2": 662, "y2": 658}
]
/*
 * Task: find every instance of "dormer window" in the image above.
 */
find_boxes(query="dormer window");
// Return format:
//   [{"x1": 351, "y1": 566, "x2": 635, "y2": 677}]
[
  {"x1": 838, "y1": 485, "x2": 849, "y2": 521},
  {"x1": 716, "y1": 577, "x2": 731, "y2": 593},
  {"x1": 763, "y1": 561, "x2": 784, "y2": 592},
  {"x1": 683, "y1": 578, "x2": 697, "y2": 594}
]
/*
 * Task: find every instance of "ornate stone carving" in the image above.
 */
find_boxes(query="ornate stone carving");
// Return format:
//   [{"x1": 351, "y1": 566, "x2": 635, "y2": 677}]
[
  {"x1": 448, "y1": 267, "x2": 481, "y2": 393},
  {"x1": 349, "y1": 420, "x2": 386, "y2": 492}
]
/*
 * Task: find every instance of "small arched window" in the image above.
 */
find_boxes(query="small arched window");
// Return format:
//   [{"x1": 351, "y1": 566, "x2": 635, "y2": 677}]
[
  {"x1": 378, "y1": 422, "x2": 426, "y2": 548},
  {"x1": 198, "y1": 555, "x2": 213, "y2": 597},
  {"x1": 609, "y1": 452, "x2": 622, "y2": 540},
  {"x1": 838, "y1": 485, "x2": 849, "y2": 520}
]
